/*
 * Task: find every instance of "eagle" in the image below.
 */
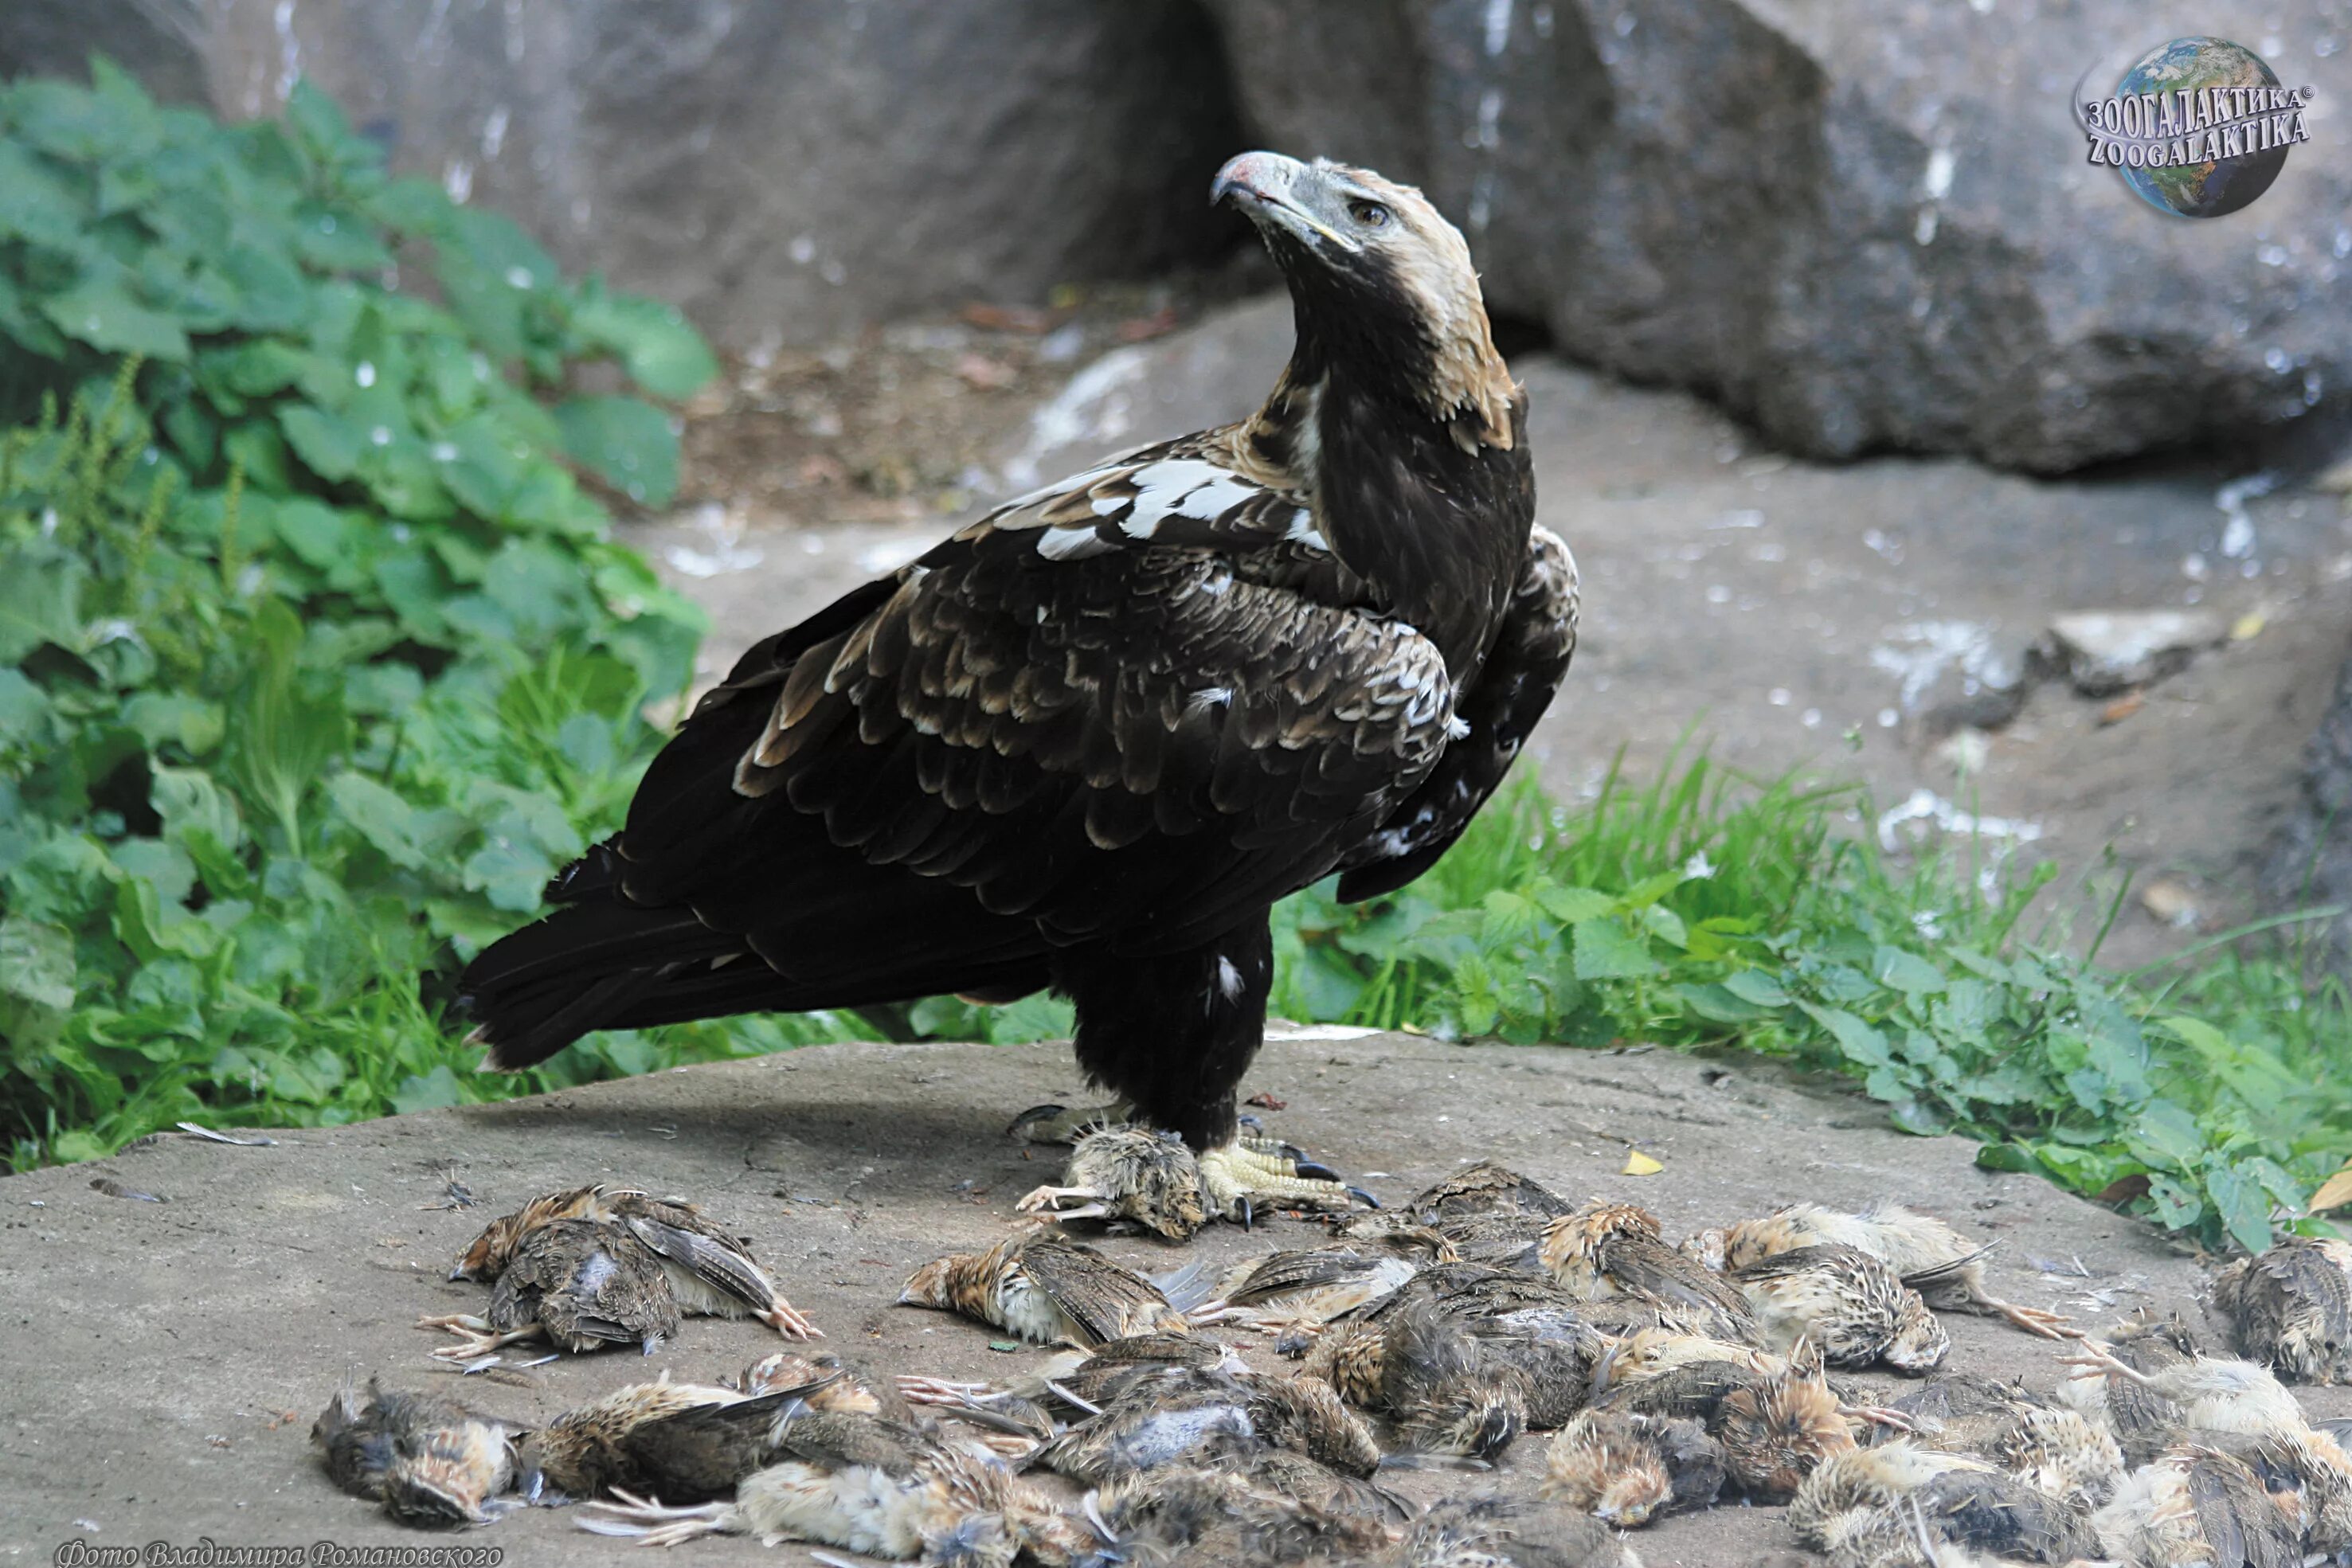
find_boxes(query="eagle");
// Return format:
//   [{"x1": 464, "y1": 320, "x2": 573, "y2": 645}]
[{"x1": 457, "y1": 151, "x2": 1579, "y2": 1218}]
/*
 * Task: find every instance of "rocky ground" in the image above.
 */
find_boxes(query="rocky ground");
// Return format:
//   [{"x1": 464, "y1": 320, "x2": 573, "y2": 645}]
[
  {"x1": 6, "y1": 1028, "x2": 2320, "y2": 1566},
  {"x1": 629, "y1": 289, "x2": 2352, "y2": 973}
]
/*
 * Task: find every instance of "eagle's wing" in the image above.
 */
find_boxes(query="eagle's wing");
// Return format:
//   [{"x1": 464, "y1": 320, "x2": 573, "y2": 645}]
[
  {"x1": 617, "y1": 432, "x2": 1458, "y2": 960},
  {"x1": 1336, "y1": 522, "x2": 1576, "y2": 901}
]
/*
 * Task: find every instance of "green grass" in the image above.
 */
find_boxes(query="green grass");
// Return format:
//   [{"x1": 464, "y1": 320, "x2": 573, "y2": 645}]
[{"x1": 1255, "y1": 755, "x2": 2352, "y2": 1255}]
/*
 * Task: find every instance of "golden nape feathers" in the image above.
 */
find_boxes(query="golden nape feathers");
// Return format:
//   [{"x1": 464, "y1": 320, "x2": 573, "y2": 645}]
[
  {"x1": 1718, "y1": 1200, "x2": 2071, "y2": 1339},
  {"x1": 2213, "y1": 1234, "x2": 2352, "y2": 1384}
]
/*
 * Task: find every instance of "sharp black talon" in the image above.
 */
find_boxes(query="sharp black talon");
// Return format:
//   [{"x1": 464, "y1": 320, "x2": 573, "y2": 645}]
[
  {"x1": 1236, "y1": 1114, "x2": 1266, "y2": 1132},
  {"x1": 1291, "y1": 1158, "x2": 1343, "y2": 1181},
  {"x1": 1346, "y1": 1186, "x2": 1380, "y2": 1209},
  {"x1": 1005, "y1": 1103, "x2": 1067, "y2": 1137},
  {"x1": 1238, "y1": 1197, "x2": 1255, "y2": 1231}
]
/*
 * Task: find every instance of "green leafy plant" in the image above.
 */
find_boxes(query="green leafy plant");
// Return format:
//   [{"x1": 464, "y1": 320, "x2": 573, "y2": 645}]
[
  {"x1": 0, "y1": 67, "x2": 859, "y2": 1167},
  {"x1": 1270, "y1": 757, "x2": 2352, "y2": 1255}
]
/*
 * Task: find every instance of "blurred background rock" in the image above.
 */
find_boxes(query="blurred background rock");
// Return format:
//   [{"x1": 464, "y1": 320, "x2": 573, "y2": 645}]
[{"x1": 10, "y1": 0, "x2": 2346, "y2": 968}]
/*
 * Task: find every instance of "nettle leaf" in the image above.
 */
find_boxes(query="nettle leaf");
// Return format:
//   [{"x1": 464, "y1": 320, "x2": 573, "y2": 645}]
[
  {"x1": 2125, "y1": 1098, "x2": 2209, "y2": 1172},
  {"x1": 41, "y1": 275, "x2": 190, "y2": 361},
  {"x1": 2205, "y1": 1163, "x2": 2273, "y2": 1253},
  {"x1": 1873, "y1": 944, "x2": 1946, "y2": 996},
  {"x1": 554, "y1": 395, "x2": 679, "y2": 506},
  {"x1": 279, "y1": 403, "x2": 366, "y2": 481},
  {"x1": 0, "y1": 548, "x2": 87, "y2": 663},
  {"x1": 1722, "y1": 968, "x2": 1790, "y2": 1008},
  {"x1": 1571, "y1": 917, "x2": 1657, "y2": 981},
  {"x1": 0, "y1": 916, "x2": 77, "y2": 1013},
  {"x1": 572, "y1": 291, "x2": 718, "y2": 401},
  {"x1": 1798, "y1": 1001, "x2": 1892, "y2": 1067},
  {"x1": 2146, "y1": 1174, "x2": 2205, "y2": 1230}
]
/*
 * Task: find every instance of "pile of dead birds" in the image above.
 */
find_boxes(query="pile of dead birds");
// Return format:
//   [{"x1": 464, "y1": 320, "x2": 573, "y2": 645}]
[{"x1": 311, "y1": 1141, "x2": 2352, "y2": 1567}]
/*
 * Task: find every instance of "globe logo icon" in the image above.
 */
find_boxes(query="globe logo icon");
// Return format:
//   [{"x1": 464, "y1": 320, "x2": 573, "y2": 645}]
[{"x1": 2082, "y1": 37, "x2": 2313, "y2": 218}]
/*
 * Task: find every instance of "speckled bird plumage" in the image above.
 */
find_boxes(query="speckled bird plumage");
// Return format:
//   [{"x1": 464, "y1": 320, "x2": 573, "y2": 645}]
[
  {"x1": 453, "y1": 153, "x2": 1571, "y2": 1201},
  {"x1": 1541, "y1": 1409, "x2": 1724, "y2": 1527},
  {"x1": 447, "y1": 1183, "x2": 817, "y2": 1339},
  {"x1": 1540, "y1": 1202, "x2": 1758, "y2": 1343},
  {"x1": 575, "y1": 1410, "x2": 1081, "y2": 1564},
  {"x1": 1717, "y1": 1200, "x2": 2069, "y2": 1340},
  {"x1": 2213, "y1": 1234, "x2": 2352, "y2": 1385},
  {"x1": 519, "y1": 1374, "x2": 844, "y2": 1504},
  {"x1": 1728, "y1": 1242, "x2": 1949, "y2": 1373},
  {"x1": 313, "y1": 1379, "x2": 518, "y2": 1528},
  {"x1": 425, "y1": 1215, "x2": 681, "y2": 1358},
  {"x1": 897, "y1": 1230, "x2": 1191, "y2": 1347}
]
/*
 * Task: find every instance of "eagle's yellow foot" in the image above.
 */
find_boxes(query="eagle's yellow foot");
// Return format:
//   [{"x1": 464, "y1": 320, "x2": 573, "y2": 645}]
[
  {"x1": 1005, "y1": 1100, "x2": 1135, "y2": 1144},
  {"x1": 1199, "y1": 1138, "x2": 1363, "y2": 1227}
]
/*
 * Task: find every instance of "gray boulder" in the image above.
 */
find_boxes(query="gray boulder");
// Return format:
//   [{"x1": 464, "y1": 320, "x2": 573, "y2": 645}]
[
  {"x1": 1207, "y1": 0, "x2": 2352, "y2": 474},
  {"x1": 35, "y1": 0, "x2": 1243, "y2": 351},
  {"x1": 2271, "y1": 645, "x2": 2352, "y2": 976}
]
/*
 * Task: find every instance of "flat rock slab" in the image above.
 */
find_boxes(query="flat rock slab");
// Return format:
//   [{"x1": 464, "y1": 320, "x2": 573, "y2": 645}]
[{"x1": 2, "y1": 1030, "x2": 2327, "y2": 1565}]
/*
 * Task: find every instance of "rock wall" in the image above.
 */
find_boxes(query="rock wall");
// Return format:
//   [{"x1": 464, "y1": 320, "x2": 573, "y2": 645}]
[
  {"x1": 2, "y1": 0, "x2": 1245, "y2": 351},
  {"x1": 1208, "y1": 0, "x2": 2352, "y2": 474},
  {"x1": 2272, "y1": 644, "x2": 2352, "y2": 974}
]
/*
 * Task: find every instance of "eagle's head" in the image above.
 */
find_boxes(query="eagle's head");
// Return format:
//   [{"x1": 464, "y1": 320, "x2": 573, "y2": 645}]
[{"x1": 1213, "y1": 151, "x2": 1512, "y2": 448}]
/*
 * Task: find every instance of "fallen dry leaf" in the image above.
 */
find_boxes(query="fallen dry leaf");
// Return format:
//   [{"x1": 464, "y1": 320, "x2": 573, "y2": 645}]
[
  {"x1": 960, "y1": 302, "x2": 1062, "y2": 334},
  {"x1": 2230, "y1": 611, "x2": 2267, "y2": 642},
  {"x1": 1245, "y1": 1093, "x2": 1288, "y2": 1111},
  {"x1": 1621, "y1": 1150, "x2": 1664, "y2": 1177},
  {"x1": 2099, "y1": 691, "x2": 2144, "y2": 726},
  {"x1": 1116, "y1": 307, "x2": 1180, "y2": 343},
  {"x1": 2310, "y1": 1163, "x2": 2352, "y2": 1214}
]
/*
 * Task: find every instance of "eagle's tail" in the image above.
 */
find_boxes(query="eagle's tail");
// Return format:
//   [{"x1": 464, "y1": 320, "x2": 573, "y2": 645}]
[{"x1": 454, "y1": 841, "x2": 1051, "y2": 1071}]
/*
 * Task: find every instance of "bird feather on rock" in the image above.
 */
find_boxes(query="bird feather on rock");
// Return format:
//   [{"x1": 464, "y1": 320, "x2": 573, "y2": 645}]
[{"x1": 450, "y1": 151, "x2": 1573, "y2": 1216}]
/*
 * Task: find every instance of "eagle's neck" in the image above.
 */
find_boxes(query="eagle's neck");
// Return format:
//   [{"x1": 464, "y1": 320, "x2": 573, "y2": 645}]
[{"x1": 1245, "y1": 350, "x2": 1534, "y2": 680}]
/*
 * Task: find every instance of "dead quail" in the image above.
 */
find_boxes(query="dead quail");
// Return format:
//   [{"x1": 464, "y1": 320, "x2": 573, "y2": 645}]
[
  {"x1": 1018, "y1": 1128, "x2": 1210, "y2": 1241},
  {"x1": 2212, "y1": 1234, "x2": 2352, "y2": 1385},
  {"x1": 1704, "y1": 1346, "x2": 1862, "y2": 1501},
  {"x1": 2090, "y1": 1445, "x2": 2303, "y2": 1568},
  {"x1": 1540, "y1": 1408, "x2": 1724, "y2": 1526},
  {"x1": 1305, "y1": 1297, "x2": 1528, "y2": 1464},
  {"x1": 2060, "y1": 1338, "x2": 2312, "y2": 1445},
  {"x1": 2053, "y1": 1312, "x2": 2202, "y2": 1466},
  {"x1": 517, "y1": 1375, "x2": 837, "y2": 1504},
  {"x1": 1718, "y1": 1200, "x2": 2072, "y2": 1339},
  {"x1": 1031, "y1": 1366, "x2": 1379, "y2": 1484},
  {"x1": 449, "y1": 1183, "x2": 817, "y2": 1339},
  {"x1": 313, "y1": 1378, "x2": 519, "y2": 1527},
  {"x1": 1880, "y1": 1375, "x2": 2125, "y2": 1506},
  {"x1": 734, "y1": 1351, "x2": 883, "y2": 1414},
  {"x1": 1540, "y1": 1201, "x2": 1758, "y2": 1343},
  {"x1": 1402, "y1": 1494, "x2": 1644, "y2": 1568},
  {"x1": 1790, "y1": 1440, "x2": 2096, "y2": 1564},
  {"x1": 1080, "y1": 1459, "x2": 1399, "y2": 1566},
  {"x1": 575, "y1": 1409, "x2": 1081, "y2": 1564},
  {"x1": 897, "y1": 1230, "x2": 1204, "y2": 1347},
  {"x1": 1409, "y1": 1163, "x2": 1575, "y2": 1224},
  {"x1": 422, "y1": 1216, "x2": 681, "y2": 1359},
  {"x1": 1728, "y1": 1242, "x2": 1950, "y2": 1373},
  {"x1": 1219, "y1": 1230, "x2": 1453, "y2": 1337}
]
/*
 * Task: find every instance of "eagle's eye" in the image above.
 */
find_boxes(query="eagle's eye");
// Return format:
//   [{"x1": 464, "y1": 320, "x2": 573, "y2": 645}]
[{"x1": 1348, "y1": 200, "x2": 1392, "y2": 229}]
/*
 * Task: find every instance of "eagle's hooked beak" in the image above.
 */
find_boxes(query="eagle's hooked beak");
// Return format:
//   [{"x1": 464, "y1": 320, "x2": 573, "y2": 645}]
[{"x1": 1212, "y1": 151, "x2": 1360, "y2": 252}]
